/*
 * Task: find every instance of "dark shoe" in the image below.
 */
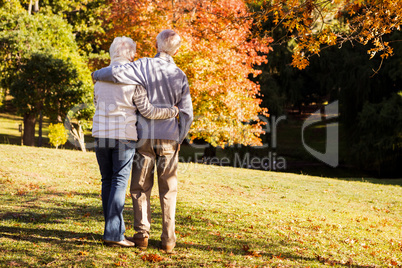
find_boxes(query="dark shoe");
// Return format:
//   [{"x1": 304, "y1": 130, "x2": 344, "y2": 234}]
[
  {"x1": 160, "y1": 243, "x2": 175, "y2": 254},
  {"x1": 127, "y1": 237, "x2": 148, "y2": 250},
  {"x1": 103, "y1": 238, "x2": 135, "y2": 247}
]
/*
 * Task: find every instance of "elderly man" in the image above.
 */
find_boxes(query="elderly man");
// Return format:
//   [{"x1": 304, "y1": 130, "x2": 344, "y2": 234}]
[{"x1": 92, "y1": 30, "x2": 193, "y2": 253}]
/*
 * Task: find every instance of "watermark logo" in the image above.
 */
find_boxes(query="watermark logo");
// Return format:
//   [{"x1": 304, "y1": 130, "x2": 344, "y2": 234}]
[{"x1": 301, "y1": 101, "x2": 339, "y2": 167}]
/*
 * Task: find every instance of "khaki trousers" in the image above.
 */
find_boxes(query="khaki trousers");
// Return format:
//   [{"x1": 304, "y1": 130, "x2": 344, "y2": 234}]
[{"x1": 130, "y1": 139, "x2": 179, "y2": 246}]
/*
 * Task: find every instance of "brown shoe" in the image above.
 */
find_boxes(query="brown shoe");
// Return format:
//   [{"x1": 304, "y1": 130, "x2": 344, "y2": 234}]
[
  {"x1": 127, "y1": 237, "x2": 148, "y2": 250},
  {"x1": 160, "y1": 243, "x2": 175, "y2": 254},
  {"x1": 103, "y1": 238, "x2": 135, "y2": 247}
]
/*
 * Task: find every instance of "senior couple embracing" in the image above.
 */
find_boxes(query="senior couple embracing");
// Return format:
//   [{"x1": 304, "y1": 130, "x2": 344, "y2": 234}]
[{"x1": 91, "y1": 30, "x2": 193, "y2": 253}]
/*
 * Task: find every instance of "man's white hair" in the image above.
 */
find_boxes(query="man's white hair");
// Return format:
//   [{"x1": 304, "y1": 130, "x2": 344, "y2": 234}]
[
  {"x1": 109, "y1": 36, "x2": 136, "y2": 62},
  {"x1": 156, "y1": 30, "x2": 181, "y2": 56}
]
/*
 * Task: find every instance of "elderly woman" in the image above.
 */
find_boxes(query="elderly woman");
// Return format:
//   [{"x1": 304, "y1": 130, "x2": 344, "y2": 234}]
[{"x1": 92, "y1": 36, "x2": 178, "y2": 247}]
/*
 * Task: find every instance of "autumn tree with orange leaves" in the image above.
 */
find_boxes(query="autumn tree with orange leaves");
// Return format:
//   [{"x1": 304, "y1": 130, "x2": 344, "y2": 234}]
[
  {"x1": 97, "y1": 0, "x2": 402, "y2": 147},
  {"x1": 252, "y1": 0, "x2": 402, "y2": 70},
  {"x1": 102, "y1": 0, "x2": 272, "y2": 147}
]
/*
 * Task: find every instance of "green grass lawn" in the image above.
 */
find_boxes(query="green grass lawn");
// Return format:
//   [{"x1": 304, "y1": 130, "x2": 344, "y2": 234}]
[{"x1": 0, "y1": 144, "x2": 401, "y2": 267}]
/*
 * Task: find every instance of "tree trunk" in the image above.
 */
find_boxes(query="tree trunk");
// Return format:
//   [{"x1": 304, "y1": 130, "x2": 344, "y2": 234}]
[
  {"x1": 71, "y1": 123, "x2": 86, "y2": 152},
  {"x1": 33, "y1": 0, "x2": 39, "y2": 13},
  {"x1": 38, "y1": 111, "x2": 43, "y2": 147},
  {"x1": 23, "y1": 112, "x2": 36, "y2": 146},
  {"x1": 28, "y1": 0, "x2": 32, "y2": 14}
]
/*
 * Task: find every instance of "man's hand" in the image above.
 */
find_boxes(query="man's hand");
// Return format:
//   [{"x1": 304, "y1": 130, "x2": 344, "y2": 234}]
[{"x1": 177, "y1": 143, "x2": 181, "y2": 152}]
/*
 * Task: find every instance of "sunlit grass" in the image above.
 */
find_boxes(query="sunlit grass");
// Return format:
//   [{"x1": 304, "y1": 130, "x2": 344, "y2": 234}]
[{"x1": 0, "y1": 144, "x2": 401, "y2": 267}]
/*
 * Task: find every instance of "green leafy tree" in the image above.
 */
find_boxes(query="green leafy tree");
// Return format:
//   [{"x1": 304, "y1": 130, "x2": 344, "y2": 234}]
[
  {"x1": 0, "y1": 0, "x2": 24, "y2": 104},
  {"x1": 10, "y1": 53, "x2": 87, "y2": 146},
  {"x1": 0, "y1": 10, "x2": 92, "y2": 147},
  {"x1": 17, "y1": 0, "x2": 110, "y2": 69},
  {"x1": 0, "y1": 9, "x2": 91, "y2": 81},
  {"x1": 48, "y1": 123, "x2": 68, "y2": 149}
]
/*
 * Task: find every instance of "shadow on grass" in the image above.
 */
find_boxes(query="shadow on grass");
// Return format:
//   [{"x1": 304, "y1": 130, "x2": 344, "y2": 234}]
[
  {"x1": 0, "y1": 224, "x2": 103, "y2": 267},
  {"x1": 0, "y1": 205, "x2": 103, "y2": 230},
  {"x1": 0, "y1": 225, "x2": 101, "y2": 246},
  {"x1": 0, "y1": 208, "x2": 103, "y2": 267},
  {"x1": 0, "y1": 133, "x2": 21, "y2": 145},
  {"x1": 0, "y1": 191, "x2": 104, "y2": 246},
  {"x1": 0, "y1": 133, "x2": 54, "y2": 148}
]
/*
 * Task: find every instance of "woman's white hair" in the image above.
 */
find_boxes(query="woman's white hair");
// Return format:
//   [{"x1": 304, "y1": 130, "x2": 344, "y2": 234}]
[
  {"x1": 109, "y1": 36, "x2": 136, "y2": 62},
  {"x1": 156, "y1": 30, "x2": 181, "y2": 55}
]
